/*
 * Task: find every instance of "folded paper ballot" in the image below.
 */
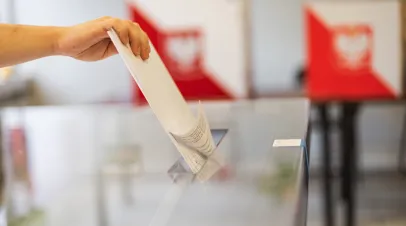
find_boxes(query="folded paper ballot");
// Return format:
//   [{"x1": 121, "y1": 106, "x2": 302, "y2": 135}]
[
  {"x1": 107, "y1": 29, "x2": 217, "y2": 174},
  {"x1": 168, "y1": 129, "x2": 228, "y2": 183}
]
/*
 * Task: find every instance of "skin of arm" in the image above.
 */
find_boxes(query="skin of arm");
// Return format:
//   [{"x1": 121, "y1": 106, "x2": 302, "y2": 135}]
[
  {"x1": 0, "y1": 24, "x2": 61, "y2": 67},
  {"x1": 0, "y1": 16, "x2": 150, "y2": 68}
]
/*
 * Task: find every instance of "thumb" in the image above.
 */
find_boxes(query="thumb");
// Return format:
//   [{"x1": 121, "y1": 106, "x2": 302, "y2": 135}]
[{"x1": 102, "y1": 41, "x2": 119, "y2": 59}]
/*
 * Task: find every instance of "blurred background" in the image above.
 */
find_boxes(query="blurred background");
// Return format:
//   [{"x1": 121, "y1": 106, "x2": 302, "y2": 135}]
[{"x1": 0, "y1": 0, "x2": 405, "y2": 226}]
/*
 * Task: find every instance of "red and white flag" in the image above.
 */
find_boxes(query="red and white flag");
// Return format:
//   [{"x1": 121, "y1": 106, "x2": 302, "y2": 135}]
[
  {"x1": 306, "y1": 1, "x2": 403, "y2": 100},
  {"x1": 127, "y1": 0, "x2": 248, "y2": 104}
]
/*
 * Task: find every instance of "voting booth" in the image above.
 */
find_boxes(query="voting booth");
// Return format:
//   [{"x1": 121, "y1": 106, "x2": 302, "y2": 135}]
[
  {"x1": 127, "y1": 0, "x2": 249, "y2": 105},
  {"x1": 305, "y1": 0, "x2": 405, "y2": 100}
]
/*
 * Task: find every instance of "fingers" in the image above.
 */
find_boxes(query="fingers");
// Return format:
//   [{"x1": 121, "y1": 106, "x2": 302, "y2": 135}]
[
  {"x1": 104, "y1": 40, "x2": 118, "y2": 59},
  {"x1": 129, "y1": 22, "x2": 150, "y2": 60},
  {"x1": 102, "y1": 17, "x2": 150, "y2": 60},
  {"x1": 128, "y1": 22, "x2": 141, "y2": 56},
  {"x1": 141, "y1": 30, "x2": 151, "y2": 60}
]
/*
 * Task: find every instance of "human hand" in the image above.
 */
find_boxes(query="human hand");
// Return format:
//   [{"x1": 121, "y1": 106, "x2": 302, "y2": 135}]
[{"x1": 55, "y1": 16, "x2": 150, "y2": 61}]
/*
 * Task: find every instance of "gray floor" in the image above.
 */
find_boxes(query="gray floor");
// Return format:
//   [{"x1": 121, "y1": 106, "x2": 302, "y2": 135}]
[{"x1": 307, "y1": 172, "x2": 406, "y2": 226}]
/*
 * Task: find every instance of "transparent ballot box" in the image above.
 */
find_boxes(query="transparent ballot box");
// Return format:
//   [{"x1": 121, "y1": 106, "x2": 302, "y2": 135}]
[{"x1": 0, "y1": 98, "x2": 310, "y2": 226}]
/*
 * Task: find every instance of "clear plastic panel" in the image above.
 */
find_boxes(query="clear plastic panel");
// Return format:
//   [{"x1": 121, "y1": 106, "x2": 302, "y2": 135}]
[{"x1": 0, "y1": 98, "x2": 309, "y2": 226}]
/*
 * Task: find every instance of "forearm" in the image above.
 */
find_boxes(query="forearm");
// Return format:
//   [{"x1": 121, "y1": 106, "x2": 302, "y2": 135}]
[{"x1": 0, "y1": 24, "x2": 62, "y2": 67}]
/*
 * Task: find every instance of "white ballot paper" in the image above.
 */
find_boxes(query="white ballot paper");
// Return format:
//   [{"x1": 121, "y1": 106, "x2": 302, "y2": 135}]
[{"x1": 107, "y1": 29, "x2": 216, "y2": 174}]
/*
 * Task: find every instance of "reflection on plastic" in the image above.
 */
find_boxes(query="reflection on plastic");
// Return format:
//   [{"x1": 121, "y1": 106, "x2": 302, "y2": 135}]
[{"x1": 167, "y1": 129, "x2": 228, "y2": 183}]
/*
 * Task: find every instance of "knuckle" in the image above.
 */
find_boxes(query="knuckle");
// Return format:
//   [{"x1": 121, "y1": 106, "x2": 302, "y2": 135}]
[
  {"x1": 130, "y1": 35, "x2": 140, "y2": 44},
  {"x1": 143, "y1": 32, "x2": 149, "y2": 40},
  {"x1": 106, "y1": 17, "x2": 120, "y2": 27},
  {"x1": 133, "y1": 24, "x2": 142, "y2": 33},
  {"x1": 100, "y1": 16, "x2": 112, "y2": 21},
  {"x1": 132, "y1": 39, "x2": 140, "y2": 45},
  {"x1": 133, "y1": 22, "x2": 141, "y2": 28},
  {"x1": 113, "y1": 18, "x2": 122, "y2": 25},
  {"x1": 126, "y1": 20, "x2": 134, "y2": 28}
]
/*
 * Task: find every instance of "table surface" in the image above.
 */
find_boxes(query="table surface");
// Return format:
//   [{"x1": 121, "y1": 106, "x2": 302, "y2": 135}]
[{"x1": 2, "y1": 98, "x2": 310, "y2": 226}]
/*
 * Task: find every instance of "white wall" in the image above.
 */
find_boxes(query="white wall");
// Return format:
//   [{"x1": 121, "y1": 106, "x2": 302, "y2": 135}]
[
  {"x1": 0, "y1": 0, "x2": 11, "y2": 22},
  {"x1": 13, "y1": 0, "x2": 130, "y2": 104},
  {"x1": 251, "y1": 0, "x2": 305, "y2": 93}
]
